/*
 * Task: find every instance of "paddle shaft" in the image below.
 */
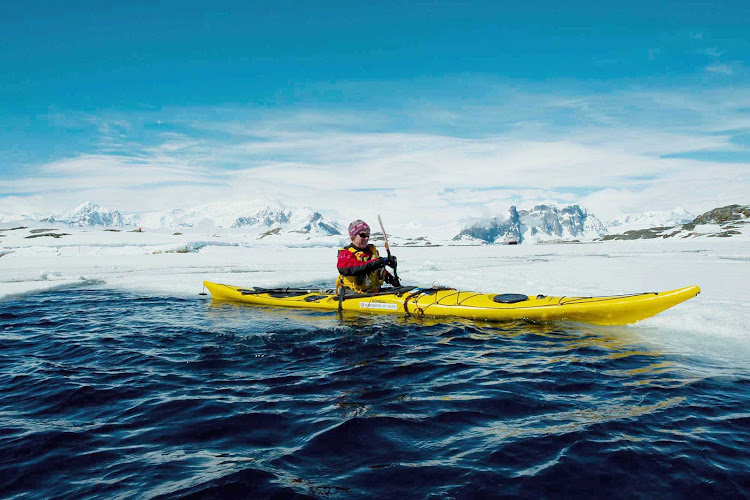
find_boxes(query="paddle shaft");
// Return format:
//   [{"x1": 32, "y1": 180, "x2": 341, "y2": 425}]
[
  {"x1": 378, "y1": 215, "x2": 391, "y2": 257},
  {"x1": 377, "y1": 214, "x2": 399, "y2": 285}
]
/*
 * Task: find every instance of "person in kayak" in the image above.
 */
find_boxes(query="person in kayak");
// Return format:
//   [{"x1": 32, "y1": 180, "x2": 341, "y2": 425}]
[{"x1": 336, "y1": 219, "x2": 399, "y2": 293}]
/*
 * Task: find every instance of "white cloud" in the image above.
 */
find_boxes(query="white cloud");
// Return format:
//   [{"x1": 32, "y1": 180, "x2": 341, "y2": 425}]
[
  {"x1": 648, "y1": 48, "x2": 662, "y2": 61},
  {"x1": 3, "y1": 85, "x2": 749, "y2": 225},
  {"x1": 581, "y1": 159, "x2": 749, "y2": 221},
  {"x1": 706, "y1": 63, "x2": 734, "y2": 75},
  {"x1": 697, "y1": 48, "x2": 723, "y2": 57}
]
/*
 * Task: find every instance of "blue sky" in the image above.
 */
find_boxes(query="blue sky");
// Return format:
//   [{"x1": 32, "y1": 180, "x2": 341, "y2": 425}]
[{"x1": 1, "y1": 1, "x2": 748, "y2": 222}]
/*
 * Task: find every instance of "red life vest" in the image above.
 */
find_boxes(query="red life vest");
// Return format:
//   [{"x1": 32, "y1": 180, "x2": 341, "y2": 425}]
[{"x1": 336, "y1": 243, "x2": 385, "y2": 293}]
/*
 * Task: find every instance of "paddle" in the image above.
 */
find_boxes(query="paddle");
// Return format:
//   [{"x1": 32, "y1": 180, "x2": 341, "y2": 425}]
[{"x1": 377, "y1": 214, "x2": 400, "y2": 287}]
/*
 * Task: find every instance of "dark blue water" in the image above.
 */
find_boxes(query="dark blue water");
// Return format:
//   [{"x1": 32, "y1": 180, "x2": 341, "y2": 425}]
[{"x1": 1, "y1": 288, "x2": 748, "y2": 499}]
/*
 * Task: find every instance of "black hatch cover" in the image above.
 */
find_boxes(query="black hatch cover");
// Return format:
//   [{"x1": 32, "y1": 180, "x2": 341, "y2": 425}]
[{"x1": 492, "y1": 293, "x2": 529, "y2": 304}]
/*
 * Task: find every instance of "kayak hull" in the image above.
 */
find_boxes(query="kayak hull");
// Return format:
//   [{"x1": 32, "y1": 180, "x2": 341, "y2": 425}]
[{"x1": 203, "y1": 281, "x2": 701, "y2": 326}]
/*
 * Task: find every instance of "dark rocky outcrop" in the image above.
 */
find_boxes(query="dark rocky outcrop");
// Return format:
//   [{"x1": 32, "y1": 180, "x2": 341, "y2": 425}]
[
  {"x1": 25, "y1": 233, "x2": 70, "y2": 239},
  {"x1": 682, "y1": 204, "x2": 750, "y2": 230}
]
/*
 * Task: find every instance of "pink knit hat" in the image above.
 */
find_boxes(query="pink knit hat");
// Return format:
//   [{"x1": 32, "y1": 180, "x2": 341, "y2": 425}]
[{"x1": 348, "y1": 220, "x2": 370, "y2": 239}]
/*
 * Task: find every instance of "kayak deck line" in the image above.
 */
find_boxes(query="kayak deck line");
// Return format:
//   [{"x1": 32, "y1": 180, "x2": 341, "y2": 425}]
[{"x1": 202, "y1": 281, "x2": 701, "y2": 326}]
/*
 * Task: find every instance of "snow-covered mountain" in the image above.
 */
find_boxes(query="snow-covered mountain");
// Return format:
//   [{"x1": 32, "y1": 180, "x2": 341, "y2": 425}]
[
  {"x1": 605, "y1": 208, "x2": 695, "y2": 233},
  {"x1": 42, "y1": 202, "x2": 126, "y2": 227},
  {"x1": 454, "y1": 204, "x2": 605, "y2": 244},
  {"x1": 232, "y1": 206, "x2": 340, "y2": 235},
  {"x1": 128, "y1": 201, "x2": 343, "y2": 236},
  {"x1": 602, "y1": 204, "x2": 749, "y2": 240},
  {"x1": 26, "y1": 200, "x2": 342, "y2": 237},
  {"x1": 9, "y1": 200, "x2": 747, "y2": 243}
]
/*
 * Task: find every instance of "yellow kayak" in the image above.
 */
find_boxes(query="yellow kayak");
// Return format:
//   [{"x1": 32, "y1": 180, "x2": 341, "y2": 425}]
[{"x1": 203, "y1": 281, "x2": 700, "y2": 326}]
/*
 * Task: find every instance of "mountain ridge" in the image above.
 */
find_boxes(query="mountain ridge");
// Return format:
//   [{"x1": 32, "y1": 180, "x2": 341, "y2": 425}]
[
  {"x1": 605, "y1": 207, "x2": 695, "y2": 233},
  {"x1": 601, "y1": 204, "x2": 750, "y2": 241},
  {"x1": 42, "y1": 201, "x2": 126, "y2": 228},
  {"x1": 6, "y1": 201, "x2": 748, "y2": 243},
  {"x1": 453, "y1": 204, "x2": 605, "y2": 244},
  {"x1": 35, "y1": 201, "x2": 343, "y2": 237}
]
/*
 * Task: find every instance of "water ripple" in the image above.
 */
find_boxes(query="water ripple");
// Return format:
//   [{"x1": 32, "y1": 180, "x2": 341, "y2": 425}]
[{"x1": 0, "y1": 288, "x2": 748, "y2": 498}]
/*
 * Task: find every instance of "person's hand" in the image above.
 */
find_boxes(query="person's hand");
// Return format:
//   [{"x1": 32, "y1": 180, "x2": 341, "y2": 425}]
[
  {"x1": 380, "y1": 257, "x2": 389, "y2": 267},
  {"x1": 387, "y1": 255, "x2": 397, "y2": 268},
  {"x1": 385, "y1": 272, "x2": 401, "y2": 287}
]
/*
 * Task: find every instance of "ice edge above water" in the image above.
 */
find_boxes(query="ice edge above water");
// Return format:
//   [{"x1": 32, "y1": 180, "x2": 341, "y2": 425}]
[{"x1": 1, "y1": 226, "x2": 748, "y2": 363}]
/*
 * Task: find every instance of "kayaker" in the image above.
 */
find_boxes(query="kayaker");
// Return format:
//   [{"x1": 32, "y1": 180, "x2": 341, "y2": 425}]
[{"x1": 336, "y1": 219, "x2": 399, "y2": 293}]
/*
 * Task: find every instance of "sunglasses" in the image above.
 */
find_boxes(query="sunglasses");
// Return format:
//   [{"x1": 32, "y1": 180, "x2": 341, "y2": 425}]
[{"x1": 358, "y1": 233, "x2": 370, "y2": 238}]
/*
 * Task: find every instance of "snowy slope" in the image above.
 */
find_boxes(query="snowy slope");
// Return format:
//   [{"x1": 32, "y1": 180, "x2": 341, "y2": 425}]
[{"x1": 605, "y1": 208, "x2": 695, "y2": 233}]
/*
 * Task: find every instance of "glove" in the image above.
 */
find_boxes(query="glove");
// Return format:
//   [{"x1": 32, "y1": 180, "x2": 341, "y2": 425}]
[
  {"x1": 387, "y1": 255, "x2": 397, "y2": 268},
  {"x1": 385, "y1": 272, "x2": 401, "y2": 287},
  {"x1": 379, "y1": 257, "x2": 388, "y2": 267}
]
